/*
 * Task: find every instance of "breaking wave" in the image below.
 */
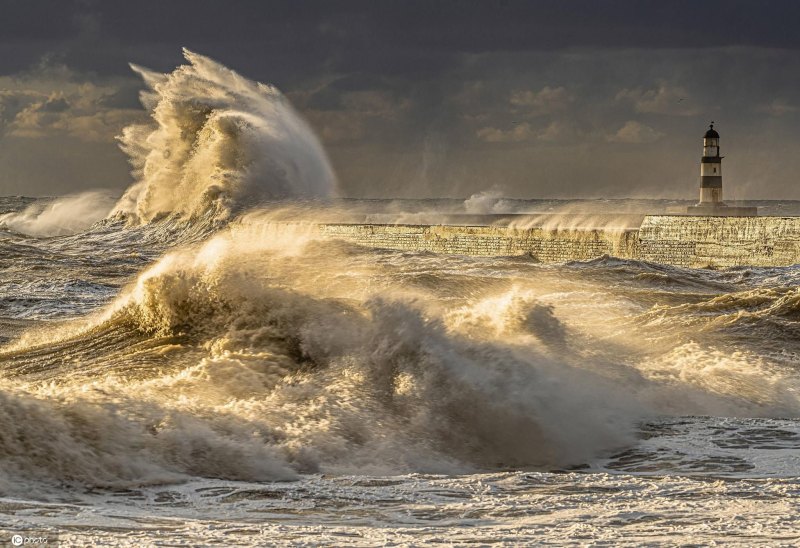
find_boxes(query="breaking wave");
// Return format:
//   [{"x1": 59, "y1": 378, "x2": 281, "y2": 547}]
[
  {"x1": 4, "y1": 217, "x2": 800, "y2": 493},
  {"x1": 0, "y1": 222, "x2": 641, "y2": 491},
  {"x1": 111, "y1": 48, "x2": 337, "y2": 223}
]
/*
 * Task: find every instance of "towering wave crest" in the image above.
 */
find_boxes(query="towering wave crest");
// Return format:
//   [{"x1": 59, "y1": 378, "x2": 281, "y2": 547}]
[{"x1": 111, "y1": 49, "x2": 337, "y2": 223}]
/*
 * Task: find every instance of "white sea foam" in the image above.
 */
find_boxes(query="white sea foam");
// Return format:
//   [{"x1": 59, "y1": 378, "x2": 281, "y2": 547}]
[{"x1": 0, "y1": 191, "x2": 115, "y2": 237}]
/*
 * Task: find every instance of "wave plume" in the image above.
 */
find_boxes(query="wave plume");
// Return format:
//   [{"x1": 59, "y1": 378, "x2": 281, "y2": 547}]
[{"x1": 111, "y1": 49, "x2": 336, "y2": 223}]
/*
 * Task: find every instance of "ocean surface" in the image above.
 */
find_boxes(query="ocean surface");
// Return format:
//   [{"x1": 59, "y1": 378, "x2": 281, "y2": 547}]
[
  {"x1": 2, "y1": 51, "x2": 800, "y2": 546},
  {"x1": 1, "y1": 196, "x2": 800, "y2": 546}
]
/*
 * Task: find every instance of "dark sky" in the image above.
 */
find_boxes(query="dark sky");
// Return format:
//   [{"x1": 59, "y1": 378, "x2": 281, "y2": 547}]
[{"x1": 1, "y1": 0, "x2": 800, "y2": 198}]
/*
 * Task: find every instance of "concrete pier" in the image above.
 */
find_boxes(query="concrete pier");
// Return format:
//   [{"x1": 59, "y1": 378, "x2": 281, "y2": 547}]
[{"x1": 318, "y1": 215, "x2": 800, "y2": 268}]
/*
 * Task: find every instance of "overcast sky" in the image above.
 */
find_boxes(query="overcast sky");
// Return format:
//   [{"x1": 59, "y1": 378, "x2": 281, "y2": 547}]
[{"x1": 1, "y1": 0, "x2": 800, "y2": 199}]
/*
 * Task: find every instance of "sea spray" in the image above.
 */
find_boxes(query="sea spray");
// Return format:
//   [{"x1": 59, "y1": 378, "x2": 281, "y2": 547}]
[
  {"x1": 111, "y1": 49, "x2": 337, "y2": 223},
  {"x1": 0, "y1": 191, "x2": 116, "y2": 237},
  {"x1": 464, "y1": 189, "x2": 508, "y2": 214}
]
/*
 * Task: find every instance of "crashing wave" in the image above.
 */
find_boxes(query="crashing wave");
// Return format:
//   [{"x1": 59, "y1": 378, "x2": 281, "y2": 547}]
[{"x1": 111, "y1": 48, "x2": 337, "y2": 223}]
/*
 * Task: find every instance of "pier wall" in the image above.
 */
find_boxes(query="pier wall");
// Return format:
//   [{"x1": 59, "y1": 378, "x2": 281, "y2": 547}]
[
  {"x1": 638, "y1": 215, "x2": 800, "y2": 267},
  {"x1": 318, "y1": 216, "x2": 800, "y2": 268},
  {"x1": 319, "y1": 223, "x2": 639, "y2": 263}
]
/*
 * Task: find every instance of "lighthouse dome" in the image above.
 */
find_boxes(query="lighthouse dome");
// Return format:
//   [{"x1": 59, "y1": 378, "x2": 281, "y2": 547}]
[{"x1": 704, "y1": 124, "x2": 719, "y2": 138}]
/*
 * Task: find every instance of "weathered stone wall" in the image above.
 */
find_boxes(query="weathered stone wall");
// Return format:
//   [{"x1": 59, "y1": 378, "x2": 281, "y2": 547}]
[
  {"x1": 319, "y1": 223, "x2": 639, "y2": 263},
  {"x1": 318, "y1": 216, "x2": 800, "y2": 268},
  {"x1": 638, "y1": 215, "x2": 800, "y2": 267}
]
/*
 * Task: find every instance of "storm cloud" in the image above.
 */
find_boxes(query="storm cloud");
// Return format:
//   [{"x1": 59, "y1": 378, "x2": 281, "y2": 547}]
[{"x1": 1, "y1": 0, "x2": 799, "y2": 199}]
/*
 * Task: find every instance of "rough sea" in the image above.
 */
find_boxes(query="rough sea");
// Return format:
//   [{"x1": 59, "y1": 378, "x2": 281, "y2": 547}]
[
  {"x1": 2, "y1": 195, "x2": 800, "y2": 546},
  {"x1": 2, "y1": 50, "x2": 800, "y2": 546}
]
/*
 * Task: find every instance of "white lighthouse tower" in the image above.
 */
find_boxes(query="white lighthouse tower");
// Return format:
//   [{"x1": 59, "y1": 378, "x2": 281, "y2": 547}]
[
  {"x1": 699, "y1": 123, "x2": 723, "y2": 205},
  {"x1": 686, "y1": 123, "x2": 757, "y2": 216}
]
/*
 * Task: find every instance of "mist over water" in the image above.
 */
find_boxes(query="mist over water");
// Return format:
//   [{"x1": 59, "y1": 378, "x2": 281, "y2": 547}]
[{"x1": 1, "y1": 51, "x2": 800, "y2": 545}]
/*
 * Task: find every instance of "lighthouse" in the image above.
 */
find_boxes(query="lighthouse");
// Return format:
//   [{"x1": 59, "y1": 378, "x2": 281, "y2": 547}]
[
  {"x1": 686, "y1": 123, "x2": 757, "y2": 216},
  {"x1": 699, "y1": 123, "x2": 723, "y2": 205}
]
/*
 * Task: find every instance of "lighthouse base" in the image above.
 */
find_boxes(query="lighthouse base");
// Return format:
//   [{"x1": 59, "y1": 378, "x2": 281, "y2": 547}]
[{"x1": 686, "y1": 203, "x2": 758, "y2": 216}]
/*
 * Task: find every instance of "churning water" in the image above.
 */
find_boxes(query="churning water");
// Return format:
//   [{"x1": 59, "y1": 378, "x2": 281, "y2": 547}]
[{"x1": 1, "y1": 51, "x2": 800, "y2": 546}]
